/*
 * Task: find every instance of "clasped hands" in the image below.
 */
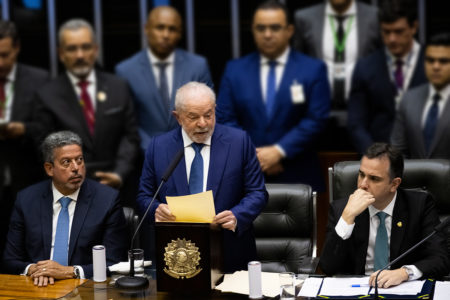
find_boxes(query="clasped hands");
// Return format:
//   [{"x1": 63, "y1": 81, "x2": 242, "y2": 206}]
[
  {"x1": 27, "y1": 260, "x2": 75, "y2": 287},
  {"x1": 155, "y1": 204, "x2": 237, "y2": 231},
  {"x1": 256, "y1": 146, "x2": 284, "y2": 176}
]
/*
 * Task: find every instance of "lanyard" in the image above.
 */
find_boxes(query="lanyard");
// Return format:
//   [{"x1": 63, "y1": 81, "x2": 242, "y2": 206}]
[{"x1": 329, "y1": 15, "x2": 354, "y2": 57}]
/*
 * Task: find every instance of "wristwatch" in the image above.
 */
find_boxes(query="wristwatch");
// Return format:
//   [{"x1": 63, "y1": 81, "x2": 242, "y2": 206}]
[
  {"x1": 73, "y1": 267, "x2": 80, "y2": 279},
  {"x1": 403, "y1": 266, "x2": 414, "y2": 280}
]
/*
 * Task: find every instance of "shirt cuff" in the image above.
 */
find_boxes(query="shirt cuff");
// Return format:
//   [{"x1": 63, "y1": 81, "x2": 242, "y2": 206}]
[
  {"x1": 22, "y1": 264, "x2": 33, "y2": 276},
  {"x1": 335, "y1": 216, "x2": 355, "y2": 240},
  {"x1": 74, "y1": 265, "x2": 86, "y2": 279},
  {"x1": 403, "y1": 265, "x2": 423, "y2": 281},
  {"x1": 274, "y1": 144, "x2": 286, "y2": 158}
]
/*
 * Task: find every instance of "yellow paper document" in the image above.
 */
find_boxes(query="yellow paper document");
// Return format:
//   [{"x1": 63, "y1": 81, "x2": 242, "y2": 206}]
[{"x1": 166, "y1": 190, "x2": 216, "y2": 222}]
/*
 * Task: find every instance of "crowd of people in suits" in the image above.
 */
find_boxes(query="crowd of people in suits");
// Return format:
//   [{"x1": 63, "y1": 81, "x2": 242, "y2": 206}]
[{"x1": 0, "y1": 0, "x2": 449, "y2": 287}]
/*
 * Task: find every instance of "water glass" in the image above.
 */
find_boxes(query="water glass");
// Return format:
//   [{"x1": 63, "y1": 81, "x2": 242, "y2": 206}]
[
  {"x1": 128, "y1": 248, "x2": 144, "y2": 276},
  {"x1": 279, "y1": 272, "x2": 295, "y2": 300}
]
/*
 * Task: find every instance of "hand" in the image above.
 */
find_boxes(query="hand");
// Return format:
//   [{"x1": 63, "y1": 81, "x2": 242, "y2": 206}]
[
  {"x1": 28, "y1": 260, "x2": 74, "y2": 283},
  {"x1": 0, "y1": 122, "x2": 25, "y2": 139},
  {"x1": 213, "y1": 210, "x2": 237, "y2": 231},
  {"x1": 264, "y1": 162, "x2": 284, "y2": 176},
  {"x1": 256, "y1": 146, "x2": 283, "y2": 172},
  {"x1": 155, "y1": 204, "x2": 176, "y2": 222},
  {"x1": 369, "y1": 268, "x2": 409, "y2": 288},
  {"x1": 34, "y1": 275, "x2": 55, "y2": 287},
  {"x1": 94, "y1": 171, "x2": 122, "y2": 188},
  {"x1": 341, "y1": 189, "x2": 375, "y2": 224}
]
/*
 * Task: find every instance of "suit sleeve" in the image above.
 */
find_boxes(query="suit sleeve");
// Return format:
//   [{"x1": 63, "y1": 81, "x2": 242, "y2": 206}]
[
  {"x1": 347, "y1": 60, "x2": 374, "y2": 154},
  {"x1": 196, "y1": 58, "x2": 214, "y2": 89},
  {"x1": 277, "y1": 62, "x2": 330, "y2": 158},
  {"x1": 390, "y1": 96, "x2": 410, "y2": 157}
]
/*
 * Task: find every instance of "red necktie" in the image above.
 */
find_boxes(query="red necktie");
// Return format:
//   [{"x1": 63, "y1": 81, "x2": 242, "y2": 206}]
[
  {"x1": 0, "y1": 78, "x2": 7, "y2": 119},
  {"x1": 77, "y1": 80, "x2": 95, "y2": 136}
]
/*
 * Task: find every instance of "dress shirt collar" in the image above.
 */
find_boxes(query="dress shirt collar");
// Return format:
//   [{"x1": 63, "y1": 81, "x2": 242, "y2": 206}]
[
  {"x1": 260, "y1": 46, "x2": 290, "y2": 66},
  {"x1": 52, "y1": 182, "x2": 80, "y2": 204},
  {"x1": 385, "y1": 40, "x2": 420, "y2": 66},
  {"x1": 5, "y1": 63, "x2": 17, "y2": 82},
  {"x1": 66, "y1": 69, "x2": 96, "y2": 87},
  {"x1": 147, "y1": 47, "x2": 175, "y2": 66},
  {"x1": 368, "y1": 191, "x2": 397, "y2": 218},
  {"x1": 326, "y1": 0, "x2": 356, "y2": 16},
  {"x1": 181, "y1": 128, "x2": 212, "y2": 148},
  {"x1": 429, "y1": 82, "x2": 450, "y2": 99}
]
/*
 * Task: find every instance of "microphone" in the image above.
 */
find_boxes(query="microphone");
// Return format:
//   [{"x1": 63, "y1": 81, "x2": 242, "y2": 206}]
[
  {"x1": 373, "y1": 217, "x2": 450, "y2": 299},
  {"x1": 115, "y1": 148, "x2": 185, "y2": 289}
]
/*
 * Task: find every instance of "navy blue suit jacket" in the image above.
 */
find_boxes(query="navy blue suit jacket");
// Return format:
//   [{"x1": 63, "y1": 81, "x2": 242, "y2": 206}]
[
  {"x1": 2, "y1": 179, "x2": 128, "y2": 278},
  {"x1": 216, "y1": 50, "x2": 330, "y2": 191},
  {"x1": 115, "y1": 49, "x2": 213, "y2": 151},
  {"x1": 347, "y1": 48, "x2": 427, "y2": 154},
  {"x1": 136, "y1": 124, "x2": 268, "y2": 272}
]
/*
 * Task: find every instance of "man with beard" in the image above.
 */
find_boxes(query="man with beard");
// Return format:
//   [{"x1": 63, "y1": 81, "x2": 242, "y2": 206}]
[
  {"x1": 32, "y1": 19, "x2": 139, "y2": 198},
  {"x1": 2, "y1": 131, "x2": 127, "y2": 286}
]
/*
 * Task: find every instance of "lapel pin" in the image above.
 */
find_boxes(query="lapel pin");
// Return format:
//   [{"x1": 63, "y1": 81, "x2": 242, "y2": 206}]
[
  {"x1": 97, "y1": 91, "x2": 107, "y2": 102},
  {"x1": 397, "y1": 221, "x2": 403, "y2": 228}
]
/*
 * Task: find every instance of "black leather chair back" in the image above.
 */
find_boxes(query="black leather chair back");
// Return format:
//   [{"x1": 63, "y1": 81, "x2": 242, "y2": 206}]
[
  {"x1": 123, "y1": 206, "x2": 140, "y2": 249},
  {"x1": 253, "y1": 184, "x2": 316, "y2": 273}
]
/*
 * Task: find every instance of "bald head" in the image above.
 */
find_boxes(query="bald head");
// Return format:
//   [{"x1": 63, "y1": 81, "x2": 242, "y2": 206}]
[{"x1": 145, "y1": 6, "x2": 182, "y2": 60}]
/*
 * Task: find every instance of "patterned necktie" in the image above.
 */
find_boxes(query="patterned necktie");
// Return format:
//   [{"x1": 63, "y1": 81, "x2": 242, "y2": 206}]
[
  {"x1": 155, "y1": 62, "x2": 170, "y2": 114},
  {"x1": 0, "y1": 78, "x2": 7, "y2": 119},
  {"x1": 374, "y1": 211, "x2": 389, "y2": 271},
  {"x1": 333, "y1": 15, "x2": 347, "y2": 109},
  {"x1": 423, "y1": 93, "x2": 441, "y2": 153},
  {"x1": 394, "y1": 59, "x2": 404, "y2": 90},
  {"x1": 53, "y1": 197, "x2": 71, "y2": 265},
  {"x1": 77, "y1": 80, "x2": 95, "y2": 136},
  {"x1": 189, "y1": 143, "x2": 204, "y2": 194},
  {"x1": 266, "y1": 60, "x2": 277, "y2": 118}
]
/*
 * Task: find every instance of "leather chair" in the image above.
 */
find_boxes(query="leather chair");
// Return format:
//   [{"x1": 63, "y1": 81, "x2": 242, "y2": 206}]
[
  {"x1": 253, "y1": 184, "x2": 318, "y2": 274},
  {"x1": 123, "y1": 206, "x2": 140, "y2": 248}
]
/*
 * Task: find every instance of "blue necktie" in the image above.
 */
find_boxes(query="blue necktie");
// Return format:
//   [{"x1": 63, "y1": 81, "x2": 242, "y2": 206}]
[
  {"x1": 189, "y1": 143, "x2": 204, "y2": 194},
  {"x1": 374, "y1": 211, "x2": 389, "y2": 271},
  {"x1": 266, "y1": 60, "x2": 277, "y2": 118},
  {"x1": 423, "y1": 93, "x2": 441, "y2": 153},
  {"x1": 53, "y1": 197, "x2": 71, "y2": 265},
  {"x1": 156, "y1": 62, "x2": 170, "y2": 114}
]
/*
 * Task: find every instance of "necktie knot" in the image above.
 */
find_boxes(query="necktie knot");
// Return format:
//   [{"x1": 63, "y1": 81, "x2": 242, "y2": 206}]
[
  {"x1": 59, "y1": 197, "x2": 71, "y2": 209},
  {"x1": 191, "y1": 143, "x2": 204, "y2": 154},
  {"x1": 335, "y1": 15, "x2": 347, "y2": 25},
  {"x1": 268, "y1": 60, "x2": 277, "y2": 69},
  {"x1": 376, "y1": 211, "x2": 387, "y2": 223},
  {"x1": 155, "y1": 62, "x2": 169, "y2": 70},
  {"x1": 77, "y1": 80, "x2": 89, "y2": 90},
  {"x1": 433, "y1": 93, "x2": 442, "y2": 104},
  {"x1": 395, "y1": 59, "x2": 404, "y2": 68},
  {"x1": 0, "y1": 78, "x2": 7, "y2": 85}
]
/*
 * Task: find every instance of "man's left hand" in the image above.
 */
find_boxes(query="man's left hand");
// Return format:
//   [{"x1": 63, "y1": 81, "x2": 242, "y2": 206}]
[
  {"x1": 369, "y1": 268, "x2": 409, "y2": 288},
  {"x1": 0, "y1": 122, "x2": 25, "y2": 139},
  {"x1": 256, "y1": 146, "x2": 283, "y2": 171},
  {"x1": 213, "y1": 210, "x2": 237, "y2": 231},
  {"x1": 94, "y1": 171, "x2": 122, "y2": 188},
  {"x1": 30, "y1": 260, "x2": 75, "y2": 281}
]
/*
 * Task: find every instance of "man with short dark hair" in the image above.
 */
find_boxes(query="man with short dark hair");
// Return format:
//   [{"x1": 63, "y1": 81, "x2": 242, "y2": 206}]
[
  {"x1": 3, "y1": 131, "x2": 127, "y2": 286},
  {"x1": 347, "y1": 0, "x2": 427, "y2": 154},
  {"x1": 391, "y1": 32, "x2": 450, "y2": 158},
  {"x1": 320, "y1": 143, "x2": 449, "y2": 287}
]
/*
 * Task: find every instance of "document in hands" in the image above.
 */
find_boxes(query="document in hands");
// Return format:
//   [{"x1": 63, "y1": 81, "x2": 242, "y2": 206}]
[{"x1": 166, "y1": 190, "x2": 216, "y2": 222}]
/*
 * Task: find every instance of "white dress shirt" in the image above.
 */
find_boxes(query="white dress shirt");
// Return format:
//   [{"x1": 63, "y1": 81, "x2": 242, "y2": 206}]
[
  {"x1": 421, "y1": 83, "x2": 450, "y2": 127},
  {"x1": 66, "y1": 70, "x2": 97, "y2": 111},
  {"x1": 147, "y1": 48, "x2": 175, "y2": 99},
  {"x1": 335, "y1": 192, "x2": 422, "y2": 279}
]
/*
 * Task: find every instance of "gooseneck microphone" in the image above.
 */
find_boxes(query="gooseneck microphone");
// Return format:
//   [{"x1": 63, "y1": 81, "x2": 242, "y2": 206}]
[
  {"x1": 115, "y1": 148, "x2": 185, "y2": 289},
  {"x1": 373, "y1": 217, "x2": 450, "y2": 299}
]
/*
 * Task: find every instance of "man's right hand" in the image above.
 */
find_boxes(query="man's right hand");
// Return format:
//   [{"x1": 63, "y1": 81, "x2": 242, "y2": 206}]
[
  {"x1": 155, "y1": 204, "x2": 176, "y2": 222},
  {"x1": 342, "y1": 189, "x2": 375, "y2": 224}
]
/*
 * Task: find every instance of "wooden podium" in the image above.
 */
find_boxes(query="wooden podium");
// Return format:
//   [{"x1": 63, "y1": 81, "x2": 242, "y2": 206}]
[{"x1": 155, "y1": 222, "x2": 223, "y2": 293}]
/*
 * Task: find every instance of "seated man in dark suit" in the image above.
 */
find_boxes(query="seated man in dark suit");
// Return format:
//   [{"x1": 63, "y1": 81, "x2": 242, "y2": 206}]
[
  {"x1": 137, "y1": 82, "x2": 268, "y2": 273},
  {"x1": 320, "y1": 143, "x2": 449, "y2": 288},
  {"x1": 3, "y1": 131, "x2": 128, "y2": 286}
]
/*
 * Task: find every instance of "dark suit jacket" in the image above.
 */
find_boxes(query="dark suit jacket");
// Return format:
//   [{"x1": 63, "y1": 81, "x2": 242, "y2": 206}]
[
  {"x1": 2, "y1": 179, "x2": 128, "y2": 278},
  {"x1": 32, "y1": 71, "x2": 140, "y2": 180},
  {"x1": 293, "y1": 1, "x2": 381, "y2": 61},
  {"x1": 216, "y1": 50, "x2": 330, "y2": 191},
  {"x1": 115, "y1": 49, "x2": 213, "y2": 151},
  {"x1": 320, "y1": 189, "x2": 449, "y2": 278},
  {"x1": 391, "y1": 83, "x2": 450, "y2": 159},
  {"x1": 136, "y1": 124, "x2": 268, "y2": 272},
  {"x1": 347, "y1": 48, "x2": 427, "y2": 154}
]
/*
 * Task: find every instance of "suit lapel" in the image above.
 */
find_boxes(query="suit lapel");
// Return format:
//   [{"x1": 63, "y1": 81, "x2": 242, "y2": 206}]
[
  {"x1": 314, "y1": 5, "x2": 325, "y2": 58},
  {"x1": 353, "y1": 210, "x2": 370, "y2": 273},
  {"x1": 41, "y1": 181, "x2": 54, "y2": 259},
  {"x1": 430, "y1": 92, "x2": 450, "y2": 155},
  {"x1": 251, "y1": 54, "x2": 269, "y2": 125},
  {"x1": 10, "y1": 64, "x2": 26, "y2": 120},
  {"x1": 410, "y1": 86, "x2": 429, "y2": 156},
  {"x1": 68, "y1": 181, "x2": 92, "y2": 263},
  {"x1": 356, "y1": 2, "x2": 368, "y2": 56},
  {"x1": 390, "y1": 191, "x2": 408, "y2": 260},
  {"x1": 168, "y1": 129, "x2": 189, "y2": 196},
  {"x1": 206, "y1": 126, "x2": 230, "y2": 202},
  {"x1": 94, "y1": 72, "x2": 108, "y2": 143}
]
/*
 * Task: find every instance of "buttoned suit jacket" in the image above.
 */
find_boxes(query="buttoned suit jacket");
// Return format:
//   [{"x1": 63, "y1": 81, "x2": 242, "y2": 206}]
[
  {"x1": 32, "y1": 71, "x2": 140, "y2": 180},
  {"x1": 216, "y1": 50, "x2": 330, "y2": 191},
  {"x1": 347, "y1": 48, "x2": 427, "y2": 154},
  {"x1": 293, "y1": 1, "x2": 381, "y2": 61},
  {"x1": 391, "y1": 84, "x2": 450, "y2": 159},
  {"x1": 2, "y1": 179, "x2": 128, "y2": 278},
  {"x1": 136, "y1": 124, "x2": 268, "y2": 272},
  {"x1": 115, "y1": 49, "x2": 213, "y2": 151},
  {"x1": 319, "y1": 189, "x2": 449, "y2": 278}
]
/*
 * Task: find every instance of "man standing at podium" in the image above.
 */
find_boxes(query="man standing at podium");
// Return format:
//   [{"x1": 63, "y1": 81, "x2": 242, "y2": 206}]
[{"x1": 137, "y1": 82, "x2": 268, "y2": 272}]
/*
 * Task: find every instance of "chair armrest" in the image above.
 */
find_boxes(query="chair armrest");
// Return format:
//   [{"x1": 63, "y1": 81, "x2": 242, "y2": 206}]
[{"x1": 298, "y1": 257, "x2": 319, "y2": 274}]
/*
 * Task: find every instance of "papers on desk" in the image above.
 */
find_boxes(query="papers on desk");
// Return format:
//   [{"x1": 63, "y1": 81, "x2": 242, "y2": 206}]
[
  {"x1": 298, "y1": 277, "x2": 323, "y2": 297},
  {"x1": 166, "y1": 190, "x2": 216, "y2": 222},
  {"x1": 215, "y1": 271, "x2": 282, "y2": 298},
  {"x1": 318, "y1": 277, "x2": 370, "y2": 296},
  {"x1": 369, "y1": 280, "x2": 425, "y2": 295},
  {"x1": 434, "y1": 281, "x2": 450, "y2": 300}
]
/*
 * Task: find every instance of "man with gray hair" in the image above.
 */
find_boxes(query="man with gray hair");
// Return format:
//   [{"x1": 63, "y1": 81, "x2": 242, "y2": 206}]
[
  {"x1": 3, "y1": 131, "x2": 127, "y2": 286},
  {"x1": 137, "y1": 81, "x2": 268, "y2": 273},
  {"x1": 32, "y1": 19, "x2": 140, "y2": 203}
]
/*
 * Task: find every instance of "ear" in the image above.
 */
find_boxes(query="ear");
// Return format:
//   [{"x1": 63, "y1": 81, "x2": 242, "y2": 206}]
[
  {"x1": 390, "y1": 177, "x2": 402, "y2": 192},
  {"x1": 286, "y1": 24, "x2": 294, "y2": 39},
  {"x1": 172, "y1": 110, "x2": 182, "y2": 125},
  {"x1": 411, "y1": 20, "x2": 418, "y2": 36},
  {"x1": 44, "y1": 162, "x2": 54, "y2": 178}
]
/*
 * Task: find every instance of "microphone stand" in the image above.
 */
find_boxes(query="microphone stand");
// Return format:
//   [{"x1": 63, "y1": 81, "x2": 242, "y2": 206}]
[
  {"x1": 116, "y1": 149, "x2": 184, "y2": 289},
  {"x1": 373, "y1": 217, "x2": 450, "y2": 299}
]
